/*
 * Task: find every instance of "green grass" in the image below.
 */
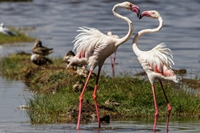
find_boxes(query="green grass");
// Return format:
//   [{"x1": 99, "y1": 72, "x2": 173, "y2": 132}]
[
  {"x1": 0, "y1": 27, "x2": 35, "y2": 44},
  {"x1": 0, "y1": 52, "x2": 200, "y2": 124}
]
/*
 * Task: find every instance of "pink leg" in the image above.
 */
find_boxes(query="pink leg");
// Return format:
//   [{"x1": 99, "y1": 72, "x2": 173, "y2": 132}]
[
  {"x1": 151, "y1": 84, "x2": 159, "y2": 130},
  {"x1": 77, "y1": 70, "x2": 93, "y2": 130},
  {"x1": 159, "y1": 81, "x2": 171, "y2": 131},
  {"x1": 93, "y1": 67, "x2": 101, "y2": 128},
  {"x1": 111, "y1": 52, "x2": 116, "y2": 77}
]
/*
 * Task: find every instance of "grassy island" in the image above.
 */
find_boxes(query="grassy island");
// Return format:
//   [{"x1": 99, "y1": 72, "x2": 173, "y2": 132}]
[
  {"x1": 0, "y1": 52, "x2": 200, "y2": 124},
  {"x1": 0, "y1": 27, "x2": 35, "y2": 44}
]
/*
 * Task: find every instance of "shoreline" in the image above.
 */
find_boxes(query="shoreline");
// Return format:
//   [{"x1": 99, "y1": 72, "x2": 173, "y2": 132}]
[{"x1": 0, "y1": 52, "x2": 200, "y2": 124}]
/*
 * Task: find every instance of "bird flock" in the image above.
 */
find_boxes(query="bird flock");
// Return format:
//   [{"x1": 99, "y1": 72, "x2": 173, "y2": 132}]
[{"x1": 4, "y1": 1, "x2": 178, "y2": 131}]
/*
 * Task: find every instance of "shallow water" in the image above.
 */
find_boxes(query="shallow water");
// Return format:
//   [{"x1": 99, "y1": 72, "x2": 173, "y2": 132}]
[
  {"x1": 0, "y1": 0, "x2": 200, "y2": 132},
  {"x1": 0, "y1": 77, "x2": 199, "y2": 132}
]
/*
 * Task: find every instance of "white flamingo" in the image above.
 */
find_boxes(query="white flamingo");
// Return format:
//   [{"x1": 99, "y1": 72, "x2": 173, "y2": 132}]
[
  {"x1": 107, "y1": 31, "x2": 119, "y2": 77},
  {"x1": 132, "y1": 10, "x2": 178, "y2": 130},
  {"x1": 67, "y1": 1, "x2": 140, "y2": 129}
]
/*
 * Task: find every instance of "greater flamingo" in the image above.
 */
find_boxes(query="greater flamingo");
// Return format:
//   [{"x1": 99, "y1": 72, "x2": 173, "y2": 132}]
[
  {"x1": 132, "y1": 10, "x2": 178, "y2": 130},
  {"x1": 107, "y1": 31, "x2": 119, "y2": 77},
  {"x1": 67, "y1": 2, "x2": 140, "y2": 129}
]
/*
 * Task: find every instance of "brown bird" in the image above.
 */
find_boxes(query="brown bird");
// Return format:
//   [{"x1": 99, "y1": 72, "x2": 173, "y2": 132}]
[
  {"x1": 32, "y1": 40, "x2": 53, "y2": 56},
  {"x1": 63, "y1": 50, "x2": 75, "y2": 64},
  {"x1": 31, "y1": 54, "x2": 52, "y2": 66}
]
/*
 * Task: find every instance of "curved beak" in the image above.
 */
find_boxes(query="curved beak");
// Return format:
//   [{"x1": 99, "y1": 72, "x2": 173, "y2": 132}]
[
  {"x1": 137, "y1": 9, "x2": 141, "y2": 18},
  {"x1": 130, "y1": 4, "x2": 141, "y2": 18},
  {"x1": 139, "y1": 13, "x2": 143, "y2": 19},
  {"x1": 139, "y1": 11, "x2": 150, "y2": 19}
]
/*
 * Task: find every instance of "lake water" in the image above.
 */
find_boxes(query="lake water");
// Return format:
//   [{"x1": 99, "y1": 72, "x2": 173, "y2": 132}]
[{"x1": 0, "y1": 0, "x2": 200, "y2": 132}]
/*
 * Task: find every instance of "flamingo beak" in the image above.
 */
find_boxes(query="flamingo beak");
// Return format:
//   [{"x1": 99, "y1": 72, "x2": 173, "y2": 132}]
[
  {"x1": 139, "y1": 14, "x2": 143, "y2": 19},
  {"x1": 130, "y1": 4, "x2": 141, "y2": 18},
  {"x1": 137, "y1": 9, "x2": 141, "y2": 18},
  {"x1": 139, "y1": 11, "x2": 150, "y2": 19}
]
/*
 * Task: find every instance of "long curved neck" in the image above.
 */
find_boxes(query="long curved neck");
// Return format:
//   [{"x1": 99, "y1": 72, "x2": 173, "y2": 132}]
[
  {"x1": 132, "y1": 17, "x2": 163, "y2": 56},
  {"x1": 112, "y1": 4, "x2": 133, "y2": 47}
]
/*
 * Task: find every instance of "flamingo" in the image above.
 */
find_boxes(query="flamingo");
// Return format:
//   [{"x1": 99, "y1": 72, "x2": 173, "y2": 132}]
[
  {"x1": 67, "y1": 1, "x2": 140, "y2": 129},
  {"x1": 107, "y1": 31, "x2": 119, "y2": 77},
  {"x1": 132, "y1": 10, "x2": 178, "y2": 130}
]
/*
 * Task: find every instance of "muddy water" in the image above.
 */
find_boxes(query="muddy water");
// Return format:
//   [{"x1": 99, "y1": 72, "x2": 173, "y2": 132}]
[{"x1": 0, "y1": 0, "x2": 200, "y2": 132}]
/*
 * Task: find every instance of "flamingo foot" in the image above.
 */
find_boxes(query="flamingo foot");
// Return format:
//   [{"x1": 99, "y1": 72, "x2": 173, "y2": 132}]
[
  {"x1": 77, "y1": 96, "x2": 83, "y2": 129},
  {"x1": 166, "y1": 103, "x2": 171, "y2": 130},
  {"x1": 153, "y1": 112, "x2": 159, "y2": 130},
  {"x1": 93, "y1": 85, "x2": 101, "y2": 128}
]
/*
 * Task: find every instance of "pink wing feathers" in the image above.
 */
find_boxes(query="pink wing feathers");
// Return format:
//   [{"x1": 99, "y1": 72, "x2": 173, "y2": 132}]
[
  {"x1": 67, "y1": 27, "x2": 113, "y2": 68},
  {"x1": 139, "y1": 43, "x2": 178, "y2": 82}
]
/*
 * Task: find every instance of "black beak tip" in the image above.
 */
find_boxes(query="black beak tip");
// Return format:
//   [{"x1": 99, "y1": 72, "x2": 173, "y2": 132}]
[{"x1": 137, "y1": 9, "x2": 141, "y2": 19}]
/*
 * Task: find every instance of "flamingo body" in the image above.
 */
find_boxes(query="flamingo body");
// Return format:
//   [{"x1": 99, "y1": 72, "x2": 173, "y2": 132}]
[
  {"x1": 68, "y1": 1, "x2": 141, "y2": 129},
  {"x1": 137, "y1": 43, "x2": 178, "y2": 84},
  {"x1": 133, "y1": 10, "x2": 178, "y2": 131},
  {"x1": 68, "y1": 27, "x2": 118, "y2": 70}
]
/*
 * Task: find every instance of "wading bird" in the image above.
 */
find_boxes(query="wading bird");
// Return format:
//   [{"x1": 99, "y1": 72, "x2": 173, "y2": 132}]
[
  {"x1": 63, "y1": 50, "x2": 75, "y2": 64},
  {"x1": 32, "y1": 40, "x2": 53, "y2": 56},
  {"x1": 0, "y1": 23, "x2": 17, "y2": 36},
  {"x1": 107, "y1": 31, "x2": 119, "y2": 77},
  {"x1": 67, "y1": 1, "x2": 140, "y2": 129},
  {"x1": 132, "y1": 10, "x2": 178, "y2": 130}
]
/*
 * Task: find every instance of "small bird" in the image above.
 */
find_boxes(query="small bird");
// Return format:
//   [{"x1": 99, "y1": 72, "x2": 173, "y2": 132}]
[
  {"x1": 32, "y1": 40, "x2": 53, "y2": 56},
  {"x1": 107, "y1": 31, "x2": 119, "y2": 77},
  {"x1": 0, "y1": 23, "x2": 17, "y2": 36},
  {"x1": 63, "y1": 50, "x2": 75, "y2": 64},
  {"x1": 67, "y1": 1, "x2": 140, "y2": 129},
  {"x1": 132, "y1": 10, "x2": 178, "y2": 130},
  {"x1": 31, "y1": 53, "x2": 52, "y2": 66}
]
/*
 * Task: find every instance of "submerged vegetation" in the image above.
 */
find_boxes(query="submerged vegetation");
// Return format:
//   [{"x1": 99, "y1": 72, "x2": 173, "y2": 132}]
[{"x1": 0, "y1": 52, "x2": 200, "y2": 124}]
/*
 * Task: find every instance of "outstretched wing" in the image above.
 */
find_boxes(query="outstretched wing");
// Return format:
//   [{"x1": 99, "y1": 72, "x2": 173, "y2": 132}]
[{"x1": 72, "y1": 27, "x2": 107, "y2": 58}]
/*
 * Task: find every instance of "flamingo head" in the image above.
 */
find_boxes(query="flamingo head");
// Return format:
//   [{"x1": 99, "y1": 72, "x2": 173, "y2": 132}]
[
  {"x1": 120, "y1": 2, "x2": 141, "y2": 18},
  {"x1": 139, "y1": 10, "x2": 160, "y2": 19}
]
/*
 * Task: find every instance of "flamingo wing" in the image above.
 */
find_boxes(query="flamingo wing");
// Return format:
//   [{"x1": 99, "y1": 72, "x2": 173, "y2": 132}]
[
  {"x1": 68, "y1": 27, "x2": 115, "y2": 68},
  {"x1": 139, "y1": 43, "x2": 175, "y2": 77},
  {"x1": 73, "y1": 27, "x2": 108, "y2": 57}
]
